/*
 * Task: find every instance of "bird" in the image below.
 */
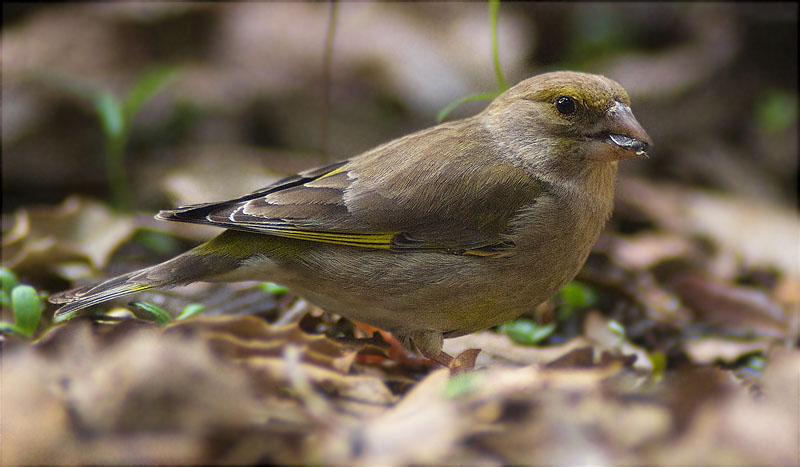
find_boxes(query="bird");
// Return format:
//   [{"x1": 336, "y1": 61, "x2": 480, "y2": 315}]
[{"x1": 50, "y1": 71, "x2": 651, "y2": 369}]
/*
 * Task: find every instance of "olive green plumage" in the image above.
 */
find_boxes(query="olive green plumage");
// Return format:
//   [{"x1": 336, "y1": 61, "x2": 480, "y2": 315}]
[{"x1": 50, "y1": 71, "x2": 651, "y2": 367}]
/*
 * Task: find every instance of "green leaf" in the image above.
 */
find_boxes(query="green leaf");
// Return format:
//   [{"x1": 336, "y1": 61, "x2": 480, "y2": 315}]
[
  {"x1": 0, "y1": 321, "x2": 22, "y2": 334},
  {"x1": 746, "y1": 354, "x2": 765, "y2": 371},
  {"x1": 757, "y1": 90, "x2": 798, "y2": 134},
  {"x1": 437, "y1": 92, "x2": 499, "y2": 123},
  {"x1": 52, "y1": 309, "x2": 79, "y2": 324},
  {"x1": 133, "y1": 229, "x2": 183, "y2": 255},
  {"x1": 11, "y1": 285, "x2": 43, "y2": 337},
  {"x1": 444, "y1": 372, "x2": 480, "y2": 398},
  {"x1": 130, "y1": 302, "x2": 172, "y2": 324},
  {"x1": 649, "y1": 351, "x2": 667, "y2": 382},
  {"x1": 123, "y1": 66, "x2": 177, "y2": 120},
  {"x1": 566, "y1": 5, "x2": 631, "y2": 64},
  {"x1": 260, "y1": 282, "x2": 289, "y2": 298},
  {"x1": 608, "y1": 319, "x2": 625, "y2": 338},
  {"x1": 500, "y1": 318, "x2": 556, "y2": 346},
  {"x1": 557, "y1": 281, "x2": 597, "y2": 308},
  {"x1": 0, "y1": 268, "x2": 20, "y2": 294},
  {"x1": 176, "y1": 303, "x2": 205, "y2": 321},
  {"x1": 94, "y1": 91, "x2": 125, "y2": 139}
]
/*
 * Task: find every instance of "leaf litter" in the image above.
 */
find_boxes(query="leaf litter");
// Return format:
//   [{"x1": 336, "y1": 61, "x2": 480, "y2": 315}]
[{"x1": 3, "y1": 171, "x2": 799, "y2": 464}]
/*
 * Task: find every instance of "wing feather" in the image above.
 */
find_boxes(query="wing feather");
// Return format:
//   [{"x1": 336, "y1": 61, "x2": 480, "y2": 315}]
[{"x1": 157, "y1": 119, "x2": 543, "y2": 255}]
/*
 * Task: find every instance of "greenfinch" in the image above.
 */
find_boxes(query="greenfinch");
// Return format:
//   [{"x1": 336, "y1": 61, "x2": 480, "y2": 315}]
[{"x1": 50, "y1": 71, "x2": 651, "y2": 368}]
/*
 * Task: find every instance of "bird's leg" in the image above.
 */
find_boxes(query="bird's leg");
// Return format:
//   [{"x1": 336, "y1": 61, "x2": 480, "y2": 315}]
[
  {"x1": 349, "y1": 322, "x2": 438, "y2": 367},
  {"x1": 410, "y1": 330, "x2": 481, "y2": 374}
]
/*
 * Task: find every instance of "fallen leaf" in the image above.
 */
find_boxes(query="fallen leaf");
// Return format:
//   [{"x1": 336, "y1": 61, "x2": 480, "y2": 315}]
[
  {"x1": 672, "y1": 274, "x2": 789, "y2": 338},
  {"x1": 584, "y1": 311, "x2": 654, "y2": 372},
  {"x1": 343, "y1": 369, "x2": 461, "y2": 464},
  {"x1": 618, "y1": 177, "x2": 800, "y2": 279},
  {"x1": 683, "y1": 336, "x2": 772, "y2": 364},
  {"x1": 443, "y1": 331, "x2": 598, "y2": 367},
  {"x1": 1, "y1": 196, "x2": 136, "y2": 277},
  {"x1": 609, "y1": 232, "x2": 698, "y2": 270},
  {"x1": 1, "y1": 321, "x2": 283, "y2": 465}
]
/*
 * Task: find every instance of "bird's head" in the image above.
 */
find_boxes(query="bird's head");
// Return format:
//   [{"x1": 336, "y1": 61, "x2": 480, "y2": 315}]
[{"x1": 484, "y1": 71, "x2": 652, "y2": 166}]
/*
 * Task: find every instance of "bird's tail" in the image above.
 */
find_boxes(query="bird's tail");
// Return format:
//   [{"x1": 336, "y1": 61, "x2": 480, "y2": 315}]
[
  {"x1": 49, "y1": 267, "x2": 162, "y2": 317},
  {"x1": 49, "y1": 231, "x2": 253, "y2": 318}
]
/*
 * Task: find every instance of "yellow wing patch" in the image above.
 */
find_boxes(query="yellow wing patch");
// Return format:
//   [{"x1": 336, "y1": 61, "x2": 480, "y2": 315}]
[
  {"x1": 462, "y1": 249, "x2": 497, "y2": 257},
  {"x1": 268, "y1": 229, "x2": 395, "y2": 249},
  {"x1": 315, "y1": 166, "x2": 348, "y2": 180}
]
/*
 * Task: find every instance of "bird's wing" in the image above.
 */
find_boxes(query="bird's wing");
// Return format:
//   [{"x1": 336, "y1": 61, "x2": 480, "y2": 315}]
[{"x1": 157, "y1": 121, "x2": 542, "y2": 256}]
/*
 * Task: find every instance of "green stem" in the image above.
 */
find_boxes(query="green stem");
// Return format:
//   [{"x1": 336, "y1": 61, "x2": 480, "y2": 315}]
[
  {"x1": 321, "y1": 0, "x2": 339, "y2": 164},
  {"x1": 489, "y1": 0, "x2": 507, "y2": 92},
  {"x1": 437, "y1": 92, "x2": 500, "y2": 123},
  {"x1": 106, "y1": 132, "x2": 130, "y2": 211}
]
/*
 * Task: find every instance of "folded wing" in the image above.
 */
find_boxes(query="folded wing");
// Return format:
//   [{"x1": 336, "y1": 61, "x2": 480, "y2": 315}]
[{"x1": 157, "y1": 122, "x2": 542, "y2": 256}]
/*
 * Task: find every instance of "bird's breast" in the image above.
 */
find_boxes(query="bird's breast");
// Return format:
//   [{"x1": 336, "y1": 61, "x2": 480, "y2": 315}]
[{"x1": 501, "y1": 184, "x2": 613, "y2": 300}]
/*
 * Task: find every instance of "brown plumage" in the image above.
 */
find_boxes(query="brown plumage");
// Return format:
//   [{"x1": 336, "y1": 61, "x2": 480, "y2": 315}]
[{"x1": 50, "y1": 71, "x2": 651, "y2": 369}]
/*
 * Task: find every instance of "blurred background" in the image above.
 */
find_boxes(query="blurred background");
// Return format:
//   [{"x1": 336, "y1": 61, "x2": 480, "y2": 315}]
[{"x1": 3, "y1": 2, "x2": 797, "y2": 213}]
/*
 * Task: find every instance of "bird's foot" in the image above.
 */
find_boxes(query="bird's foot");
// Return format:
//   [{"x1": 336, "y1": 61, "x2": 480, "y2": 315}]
[
  {"x1": 420, "y1": 348, "x2": 481, "y2": 375},
  {"x1": 350, "y1": 326, "x2": 481, "y2": 373},
  {"x1": 351, "y1": 323, "x2": 440, "y2": 367}
]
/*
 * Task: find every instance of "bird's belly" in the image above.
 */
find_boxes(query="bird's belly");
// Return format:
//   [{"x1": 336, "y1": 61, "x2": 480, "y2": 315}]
[
  {"x1": 273, "y1": 241, "x2": 593, "y2": 336},
  {"x1": 256, "y1": 193, "x2": 608, "y2": 337}
]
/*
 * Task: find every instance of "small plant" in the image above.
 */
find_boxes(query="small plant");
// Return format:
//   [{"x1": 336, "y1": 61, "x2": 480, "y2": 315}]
[
  {"x1": 129, "y1": 301, "x2": 173, "y2": 324},
  {"x1": 555, "y1": 280, "x2": 598, "y2": 323},
  {"x1": 497, "y1": 280, "x2": 598, "y2": 346},
  {"x1": 437, "y1": 0, "x2": 507, "y2": 122},
  {"x1": 43, "y1": 67, "x2": 177, "y2": 210},
  {"x1": 55, "y1": 299, "x2": 206, "y2": 325},
  {"x1": 0, "y1": 268, "x2": 45, "y2": 338},
  {"x1": 757, "y1": 90, "x2": 798, "y2": 134},
  {"x1": 131, "y1": 301, "x2": 207, "y2": 324},
  {"x1": 94, "y1": 67, "x2": 177, "y2": 210},
  {"x1": 176, "y1": 303, "x2": 206, "y2": 321},
  {"x1": 260, "y1": 281, "x2": 290, "y2": 299},
  {"x1": 499, "y1": 318, "x2": 557, "y2": 346}
]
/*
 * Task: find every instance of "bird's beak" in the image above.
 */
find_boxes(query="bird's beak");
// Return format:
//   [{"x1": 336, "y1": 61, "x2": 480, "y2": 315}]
[{"x1": 602, "y1": 101, "x2": 652, "y2": 160}]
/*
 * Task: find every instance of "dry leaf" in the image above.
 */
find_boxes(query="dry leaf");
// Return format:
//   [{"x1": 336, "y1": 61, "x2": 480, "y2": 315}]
[
  {"x1": 443, "y1": 331, "x2": 598, "y2": 367},
  {"x1": 683, "y1": 336, "x2": 772, "y2": 364},
  {"x1": 673, "y1": 274, "x2": 790, "y2": 338},
  {"x1": 584, "y1": 311, "x2": 654, "y2": 372},
  {"x1": 618, "y1": 177, "x2": 800, "y2": 279},
  {"x1": 1, "y1": 196, "x2": 136, "y2": 276}
]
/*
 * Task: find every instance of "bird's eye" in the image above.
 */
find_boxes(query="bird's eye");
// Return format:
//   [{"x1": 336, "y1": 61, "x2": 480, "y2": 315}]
[{"x1": 555, "y1": 96, "x2": 576, "y2": 115}]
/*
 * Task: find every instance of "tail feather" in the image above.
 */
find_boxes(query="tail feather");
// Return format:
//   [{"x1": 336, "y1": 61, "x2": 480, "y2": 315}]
[
  {"x1": 49, "y1": 267, "x2": 161, "y2": 317},
  {"x1": 48, "y1": 230, "x2": 267, "y2": 318}
]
